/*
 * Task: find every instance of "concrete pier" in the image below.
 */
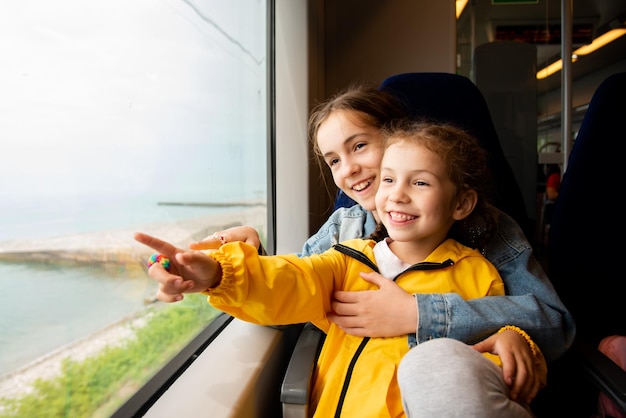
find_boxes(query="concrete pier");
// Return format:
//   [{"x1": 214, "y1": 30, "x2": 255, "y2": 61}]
[{"x1": 0, "y1": 207, "x2": 266, "y2": 265}]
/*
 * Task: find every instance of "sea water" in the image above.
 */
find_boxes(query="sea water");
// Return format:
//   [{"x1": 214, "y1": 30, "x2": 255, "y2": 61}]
[
  {"x1": 0, "y1": 261, "x2": 152, "y2": 376},
  {"x1": 0, "y1": 194, "x2": 233, "y2": 376}
]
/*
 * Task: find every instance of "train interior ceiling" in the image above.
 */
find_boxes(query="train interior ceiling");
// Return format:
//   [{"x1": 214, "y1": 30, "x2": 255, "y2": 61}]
[
  {"x1": 457, "y1": 0, "x2": 626, "y2": 252},
  {"x1": 456, "y1": 0, "x2": 626, "y2": 106}
]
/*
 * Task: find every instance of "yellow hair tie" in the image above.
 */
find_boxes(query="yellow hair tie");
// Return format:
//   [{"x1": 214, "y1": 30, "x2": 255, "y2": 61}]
[{"x1": 498, "y1": 325, "x2": 538, "y2": 357}]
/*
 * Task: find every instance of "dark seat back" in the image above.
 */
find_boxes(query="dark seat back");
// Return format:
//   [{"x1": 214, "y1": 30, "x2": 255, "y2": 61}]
[
  {"x1": 547, "y1": 72, "x2": 626, "y2": 344},
  {"x1": 378, "y1": 72, "x2": 529, "y2": 235},
  {"x1": 533, "y1": 72, "x2": 626, "y2": 417}
]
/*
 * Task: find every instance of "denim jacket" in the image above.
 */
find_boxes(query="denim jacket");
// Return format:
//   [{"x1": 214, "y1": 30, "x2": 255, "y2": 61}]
[
  {"x1": 299, "y1": 205, "x2": 378, "y2": 256},
  {"x1": 300, "y1": 204, "x2": 575, "y2": 363}
]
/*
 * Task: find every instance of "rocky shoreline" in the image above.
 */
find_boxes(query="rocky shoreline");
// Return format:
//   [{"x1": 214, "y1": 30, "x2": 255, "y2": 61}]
[
  {"x1": 0, "y1": 312, "x2": 150, "y2": 400},
  {"x1": 0, "y1": 206, "x2": 265, "y2": 401}
]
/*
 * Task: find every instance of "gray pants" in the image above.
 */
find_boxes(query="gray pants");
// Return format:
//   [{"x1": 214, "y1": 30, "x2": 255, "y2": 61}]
[{"x1": 397, "y1": 338, "x2": 534, "y2": 417}]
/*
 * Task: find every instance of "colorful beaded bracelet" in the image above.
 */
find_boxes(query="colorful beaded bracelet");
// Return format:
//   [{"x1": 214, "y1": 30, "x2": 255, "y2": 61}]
[{"x1": 147, "y1": 253, "x2": 171, "y2": 271}]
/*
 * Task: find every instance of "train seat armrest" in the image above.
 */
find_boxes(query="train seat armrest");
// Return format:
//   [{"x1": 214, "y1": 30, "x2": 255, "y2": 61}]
[
  {"x1": 575, "y1": 338, "x2": 626, "y2": 413},
  {"x1": 280, "y1": 323, "x2": 324, "y2": 417}
]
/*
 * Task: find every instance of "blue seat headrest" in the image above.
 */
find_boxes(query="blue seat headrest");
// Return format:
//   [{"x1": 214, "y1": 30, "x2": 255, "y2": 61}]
[{"x1": 379, "y1": 72, "x2": 528, "y2": 232}]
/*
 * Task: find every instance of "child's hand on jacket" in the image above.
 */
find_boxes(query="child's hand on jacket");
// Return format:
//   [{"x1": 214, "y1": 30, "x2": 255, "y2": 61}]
[{"x1": 472, "y1": 329, "x2": 547, "y2": 405}]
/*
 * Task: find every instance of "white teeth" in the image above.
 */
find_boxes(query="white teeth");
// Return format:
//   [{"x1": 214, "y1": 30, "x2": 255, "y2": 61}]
[
  {"x1": 352, "y1": 179, "x2": 372, "y2": 192},
  {"x1": 389, "y1": 211, "x2": 416, "y2": 221}
]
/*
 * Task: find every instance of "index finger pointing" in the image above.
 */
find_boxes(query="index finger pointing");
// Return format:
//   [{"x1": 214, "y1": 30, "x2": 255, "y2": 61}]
[{"x1": 134, "y1": 232, "x2": 179, "y2": 257}]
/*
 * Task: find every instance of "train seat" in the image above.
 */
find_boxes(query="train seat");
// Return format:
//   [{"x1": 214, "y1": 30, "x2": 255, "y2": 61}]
[
  {"x1": 532, "y1": 72, "x2": 626, "y2": 417},
  {"x1": 280, "y1": 71, "x2": 529, "y2": 417}
]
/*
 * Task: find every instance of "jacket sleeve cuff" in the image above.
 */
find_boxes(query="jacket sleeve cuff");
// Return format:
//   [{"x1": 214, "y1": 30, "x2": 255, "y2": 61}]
[{"x1": 415, "y1": 293, "x2": 449, "y2": 343}]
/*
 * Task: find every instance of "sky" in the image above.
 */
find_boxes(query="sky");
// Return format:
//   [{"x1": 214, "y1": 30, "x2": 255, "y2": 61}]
[{"x1": 0, "y1": 0, "x2": 267, "y2": 202}]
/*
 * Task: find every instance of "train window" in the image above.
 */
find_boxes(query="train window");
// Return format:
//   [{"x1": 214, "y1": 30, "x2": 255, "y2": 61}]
[{"x1": 0, "y1": 1, "x2": 269, "y2": 416}]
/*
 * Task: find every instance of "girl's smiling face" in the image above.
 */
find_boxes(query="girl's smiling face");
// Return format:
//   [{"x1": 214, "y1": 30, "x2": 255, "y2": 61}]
[
  {"x1": 375, "y1": 139, "x2": 470, "y2": 249},
  {"x1": 316, "y1": 109, "x2": 385, "y2": 212}
]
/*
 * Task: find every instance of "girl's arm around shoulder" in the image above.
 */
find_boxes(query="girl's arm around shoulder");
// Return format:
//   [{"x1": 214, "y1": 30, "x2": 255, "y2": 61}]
[{"x1": 417, "y1": 210, "x2": 575, "y2": 362}]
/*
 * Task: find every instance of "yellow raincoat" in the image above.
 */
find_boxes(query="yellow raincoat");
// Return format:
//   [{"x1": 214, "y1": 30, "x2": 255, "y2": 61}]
[{"x1": 206, "y1": 238, "x2": 504, "y2": 417}]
